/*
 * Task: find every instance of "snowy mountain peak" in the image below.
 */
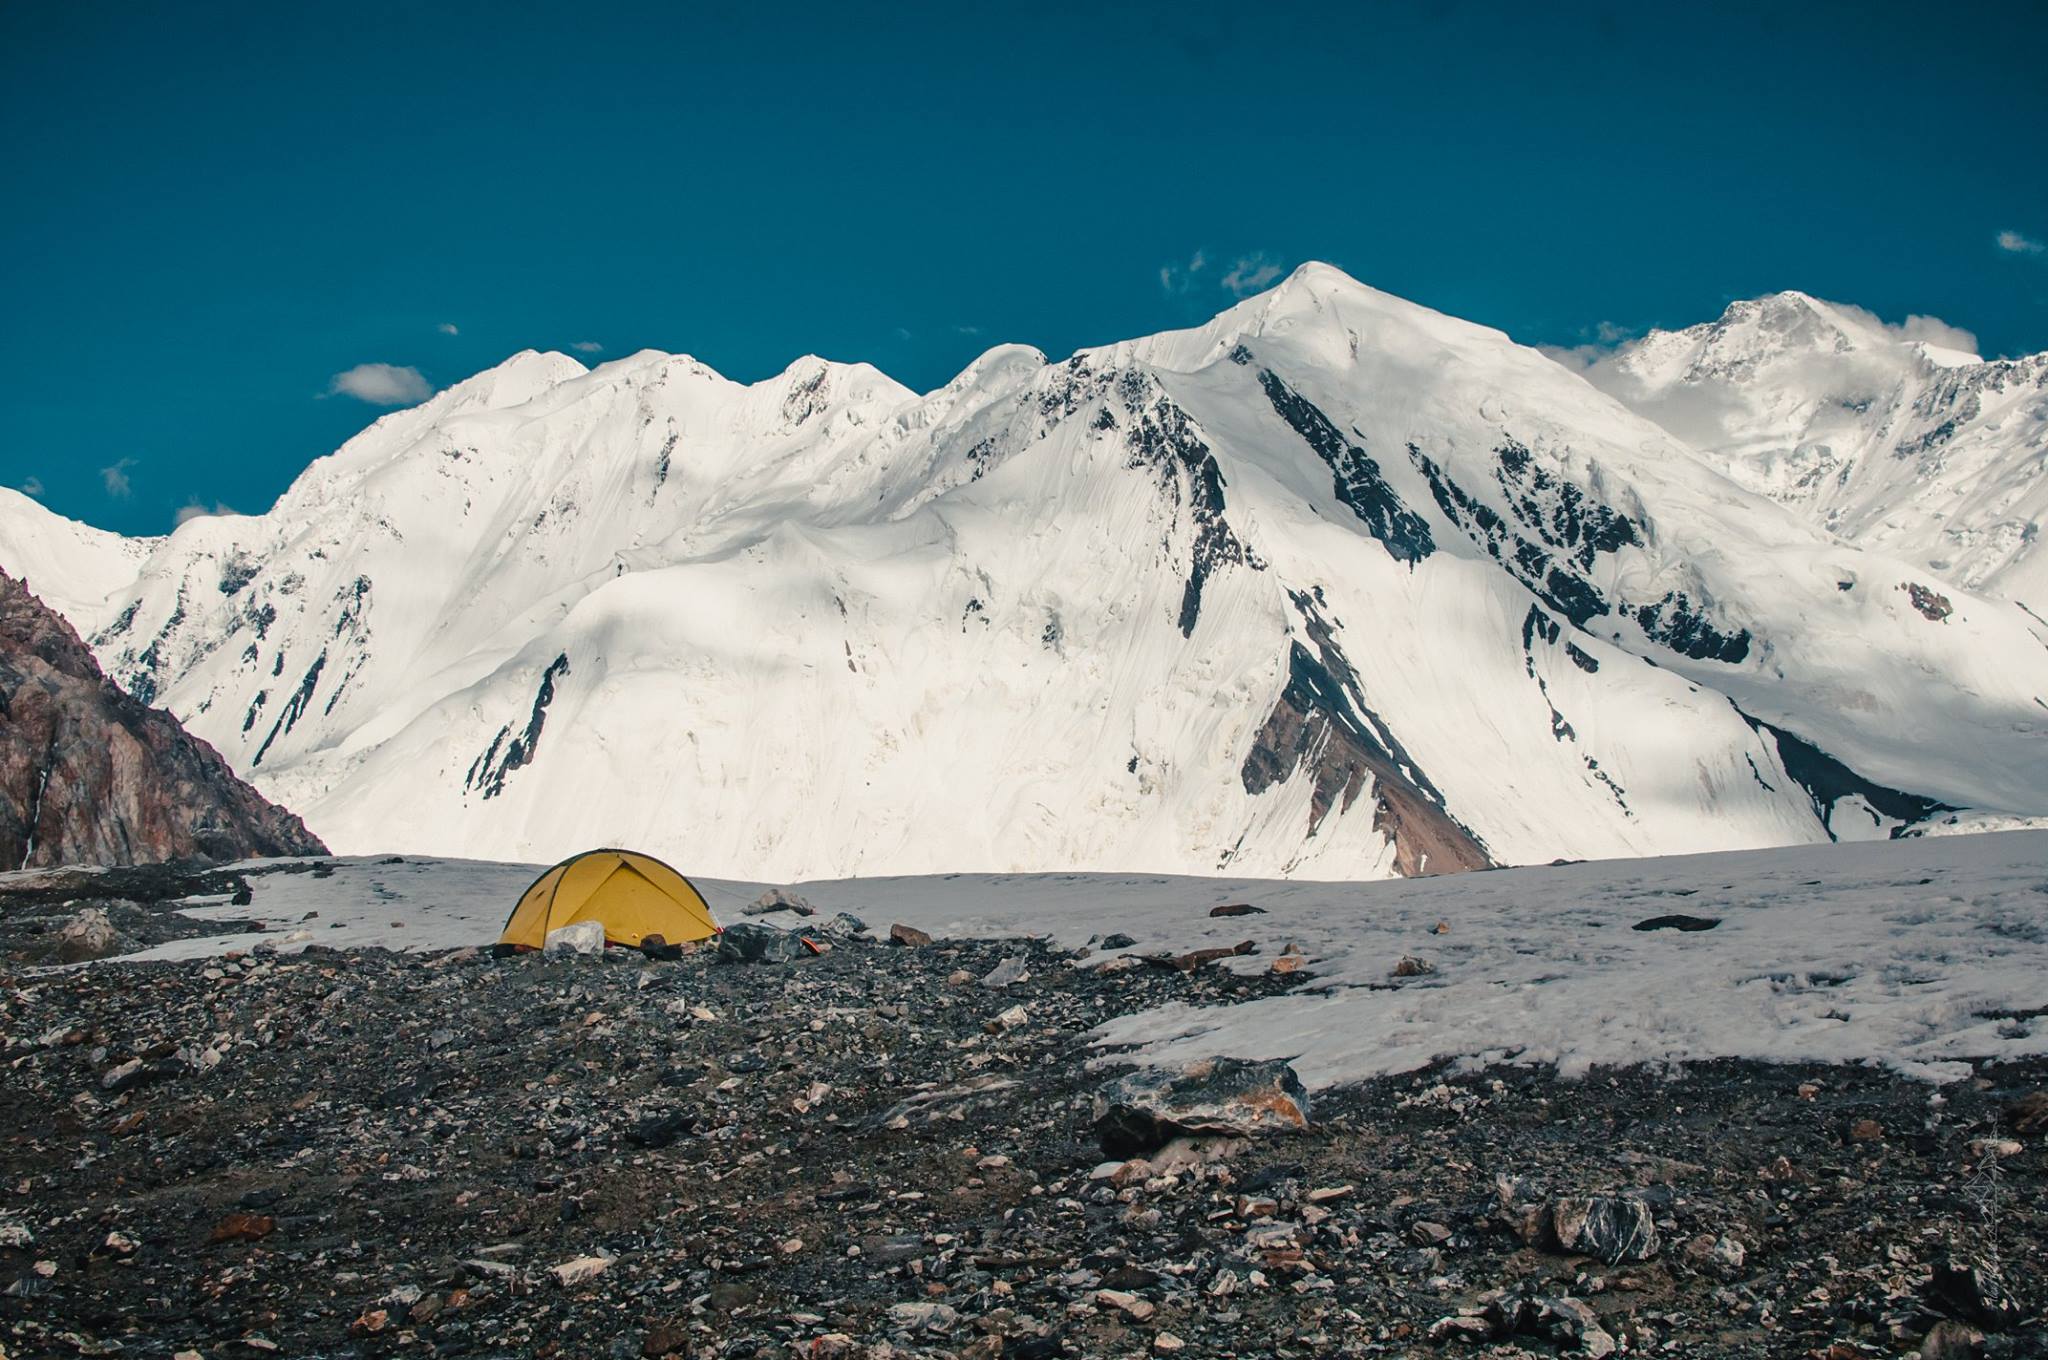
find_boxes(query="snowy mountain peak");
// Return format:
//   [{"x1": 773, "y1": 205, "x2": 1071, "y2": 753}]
[{"x1": 1582, "y1": 291, "x2": 2042, "y2": 613}]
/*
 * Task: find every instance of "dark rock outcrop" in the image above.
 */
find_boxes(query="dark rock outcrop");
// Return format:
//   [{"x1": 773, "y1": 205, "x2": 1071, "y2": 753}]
[{"x1": 0, "y1": 571, "x2": 327, "y2": 868}]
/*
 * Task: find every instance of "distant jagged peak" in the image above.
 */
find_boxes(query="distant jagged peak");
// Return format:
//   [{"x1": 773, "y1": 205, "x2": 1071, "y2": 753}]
[{"x1": 1620, "y1": 290, "x2": 1987, "y2": 388}]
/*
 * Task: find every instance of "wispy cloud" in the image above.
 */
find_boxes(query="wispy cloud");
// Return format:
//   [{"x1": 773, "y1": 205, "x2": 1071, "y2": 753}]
[
  {"x1": 437, "y1": 321, "x2": 461, "y2": 336},
  {"x1": 100, "y1": 458, "x2": 138, "y2": 498},
  {"x1": 1159, "y1": 249, "x2": 1209, "y2": 295},
  {"x1": 570, "y1": 340, "x2": 605, "y2": 354},
  {"x1": 954, "y1": 324, "x2": 983, "y2": 337},
  {"x1": 327, "y1": 362, "x2": 433, "y2": 405},
  {"x1": 175, "y1": 499, "x2": 239, "y2": 527},
  {"x1": 1221, "y1": 253, "x2": 1285, "y2": 298},
  {"x1": 20, "y1": 475, "x2": 44, "y2": 498},
  {"x1": 1538, "y1": 320, "x2": 1638, "y2": 372},
  {"x1": 1998, "y1": 229, "x2": 2044, "y2": 255}
]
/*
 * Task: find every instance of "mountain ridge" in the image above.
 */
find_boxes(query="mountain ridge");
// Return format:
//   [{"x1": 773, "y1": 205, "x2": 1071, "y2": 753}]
[{"x1": 4, "y1": 264, "x2": 2045, "y2": 879}]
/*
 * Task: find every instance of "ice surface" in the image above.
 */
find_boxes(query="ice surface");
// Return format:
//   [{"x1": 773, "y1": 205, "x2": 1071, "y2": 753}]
[{"x1": 123, "y1": 830, "x2": 2048, "y2": 1087}]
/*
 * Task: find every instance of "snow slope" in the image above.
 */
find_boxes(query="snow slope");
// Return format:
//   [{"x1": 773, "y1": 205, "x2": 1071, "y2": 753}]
[
  {"x1": 0, "y1": 488, "x2": 157, "y2": 632},
  {"x1": 1580, "y1": 291, "x2": 2048, "y2": 617},
  {"x1": 99, "y1": 830, "x2": 2048, "y2": 1086},
  {"x1": 5, "y1": 266, "x2": 2048, "y2": 879}
]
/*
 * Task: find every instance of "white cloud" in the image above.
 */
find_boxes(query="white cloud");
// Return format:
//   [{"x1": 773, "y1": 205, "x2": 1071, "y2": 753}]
[
  {"x1": 1997, "y1": 229, "x2": 2043, "y2": 255},
  {"x1": 174, "y1": 499, "x2": 238, "y2": 527},
  {"x1": 327, "y1": 362, "x2": 434, "y2": 405},
  {"x1": 1221, "y1": 253, "x2": 1285, "y2": 298},
  {"x1": 570, "y1": 340, "x2": 605, "y2": 354},
  {"x1": 437, "y1": 321, "x2": 460, "y2": 335},
  {"x1": 1826, "y1": 300, "x2": 1978, "y2": 355},
  {"x1": 1536, "y1": 342, "x2": 1608, "y2": 373},
  {"x1": 1536, "y1": 321, "x2": 1637, "y2": 373},
  {"x1": 1159, "y1": 249, "x2": 1210, "y2": 295},
  {"x1": 20, "y1": 475, "x2": 44, "y2": 498},
  {"x1": 100, "y1": 458, "x2": 137, "y2": 498},
  {"x1": 954, "y1": 324, "x2": 983, "y2": 337}
]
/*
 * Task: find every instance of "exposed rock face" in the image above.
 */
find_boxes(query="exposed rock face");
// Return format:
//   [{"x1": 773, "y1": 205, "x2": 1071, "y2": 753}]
[{"x1": 0, "y1": 571, "x2": 327, "y2": 868}]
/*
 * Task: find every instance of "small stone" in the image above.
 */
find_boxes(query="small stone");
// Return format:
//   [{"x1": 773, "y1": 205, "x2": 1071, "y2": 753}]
[
  {"x1": 2008, "y1": 1089, "x2": 2048, "y2": 1134},
  {"x1": 1429, "y1": 1316, "x2": 1492, "y2": 1341},
  {"x1": 549, "y1": 1253, "x2": 613, "y2": 1287},
  {"x1": 747, "y1": 887, "x2": 816, "y2": 916},
  {"x1": 101, "y1": 1230, "x2": 139, "y2": 1257},
  {"x1": 889, "y1": 922, "x2": 933, "y2": 948},
  {"x1": 1392, "y1": 955, "x2": 1435, "y2": 977},
  {"x1": 779, "y1": 1236, "x2": 804, "y2": 1254},
  {"x1": 349, "y1": 1308, "x2": 389, "y2": 1336},
  {"x1": 887, "y1": 1300, "x2": 960, "y2": 1332},
  {"x1": 1208, "y1": 902, "x2": 1264, "y2": 917},
  {"x1": 1094, "y1": 1288, "x2": 1156, "y2": 1321},
  {"x1": 209, "y1": 1212, "x2": 276, "y2": 1243},
  {"x1": 1410, "y1": 1220, "x2": 1452, "y2": 1246},
  {"x1": 1684, "y1": 1232, "x2": 1746, "y2": 1276},
  {"x1": 1919, "y1": 1319, "x2": 1982, "y2": 1360},
  {"x1": 981, "y1": 957, "x2": 1028, "y2": 988},
  {"x1": 990, "y1": 1004, "x2": 1030, "y2": 1030},
  {"x1": 1270, "y1": 954, "x2": 1303, "y2": 975},
  {"x1": 1306, "y1": 1184, "x2": 1353, "y2": 1203},
  {"x1": 642, "y1": 1318, "x2": 690, "y2": 1357},
  {"x1": 542, "y1": 920, "x2": 606, "y2": 955},
  {"x1": 101, "y1": 1058, "x2": 152, "y2": 1093},
  {"x1": 1154, "y1": 1333, "x2": 1186, "y2": 1353},
  {"x1": 1100, "y1": 932, "x2": 1137, "y2": 949},
  {"x1": 1848, "y1": 1117, "x2": 1884, "y2": 1142}
]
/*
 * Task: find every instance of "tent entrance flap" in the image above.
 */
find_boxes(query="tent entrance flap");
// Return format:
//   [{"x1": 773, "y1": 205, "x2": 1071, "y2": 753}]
[{"x1": 498, "y1": 849, "x2": 719, "y2": 949}]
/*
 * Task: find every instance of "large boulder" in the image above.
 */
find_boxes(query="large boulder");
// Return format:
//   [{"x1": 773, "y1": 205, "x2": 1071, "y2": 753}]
[
  {"x1": 714, "y1": 922, "x2": 810, "y2": 965},
  {"x1": 1547, "y1": 1194, "x2": 1660, "y2": 1262},
  {"x1": 1094, "y1": 1057, "x2": 1310, "y2": 1157}
]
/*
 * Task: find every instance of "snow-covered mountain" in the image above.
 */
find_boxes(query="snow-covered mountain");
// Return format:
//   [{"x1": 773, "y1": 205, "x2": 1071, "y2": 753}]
[
  {"x1": 6, "y1": 264, "x2": 2048, "y2": 880},
  {"x1": 1578, "y1": 291, "x2": 2048, "y2": 618}
]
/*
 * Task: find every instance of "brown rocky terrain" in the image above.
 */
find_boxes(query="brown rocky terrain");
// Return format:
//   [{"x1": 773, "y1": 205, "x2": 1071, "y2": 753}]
[
  {"x1": 0, "y1": 865, "x2": 2041, "y2": 1359},
  {"x1": 0, "y1": 570, "x2": 326, "y2": 870}
]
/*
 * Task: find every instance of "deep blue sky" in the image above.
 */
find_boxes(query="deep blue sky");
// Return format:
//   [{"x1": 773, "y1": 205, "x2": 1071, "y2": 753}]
[{"x1": 5, "y1": 1, "x2": 2045, "y2": 535}]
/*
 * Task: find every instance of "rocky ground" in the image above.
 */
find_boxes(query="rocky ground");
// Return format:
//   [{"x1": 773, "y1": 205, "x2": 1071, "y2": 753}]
[{"x1": 1, "y1": 876, "x2": 2043, "y2": 1360}]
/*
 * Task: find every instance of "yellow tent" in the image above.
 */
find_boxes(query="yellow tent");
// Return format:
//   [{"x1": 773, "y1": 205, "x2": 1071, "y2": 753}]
[{"x1": 499, "y1": 848, "x2": 719, "y2": 950}]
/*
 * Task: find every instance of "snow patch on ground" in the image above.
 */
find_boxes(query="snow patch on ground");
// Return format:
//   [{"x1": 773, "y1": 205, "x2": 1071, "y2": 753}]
[{"x1": 131, "y1": 832, "x2": 2048, "y2": 1087}]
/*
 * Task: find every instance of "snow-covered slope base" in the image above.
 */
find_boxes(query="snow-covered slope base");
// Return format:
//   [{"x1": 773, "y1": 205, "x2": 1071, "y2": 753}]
[
  {"x1": 116, "y1": 830, "x2": 2048, "y2": 1085},
  {"x1": 5, "y1": 265, "x2": 2048, "y2": 880}
]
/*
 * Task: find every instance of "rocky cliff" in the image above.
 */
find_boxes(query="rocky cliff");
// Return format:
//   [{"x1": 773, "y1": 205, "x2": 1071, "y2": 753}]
[{"x1": 0, "y1": 570, "x2": 327, "y2": 868}]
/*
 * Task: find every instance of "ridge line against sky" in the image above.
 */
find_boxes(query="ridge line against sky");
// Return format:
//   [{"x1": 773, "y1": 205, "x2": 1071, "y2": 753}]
[{"x1": 3, "y1": 0, "x2": 2044, "y2": 535}]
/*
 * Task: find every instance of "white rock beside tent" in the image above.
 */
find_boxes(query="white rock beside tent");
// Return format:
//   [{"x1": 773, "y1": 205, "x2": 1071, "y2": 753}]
[{"x1": 541, "y1": 920, "x2": 605, "y2": 956}]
